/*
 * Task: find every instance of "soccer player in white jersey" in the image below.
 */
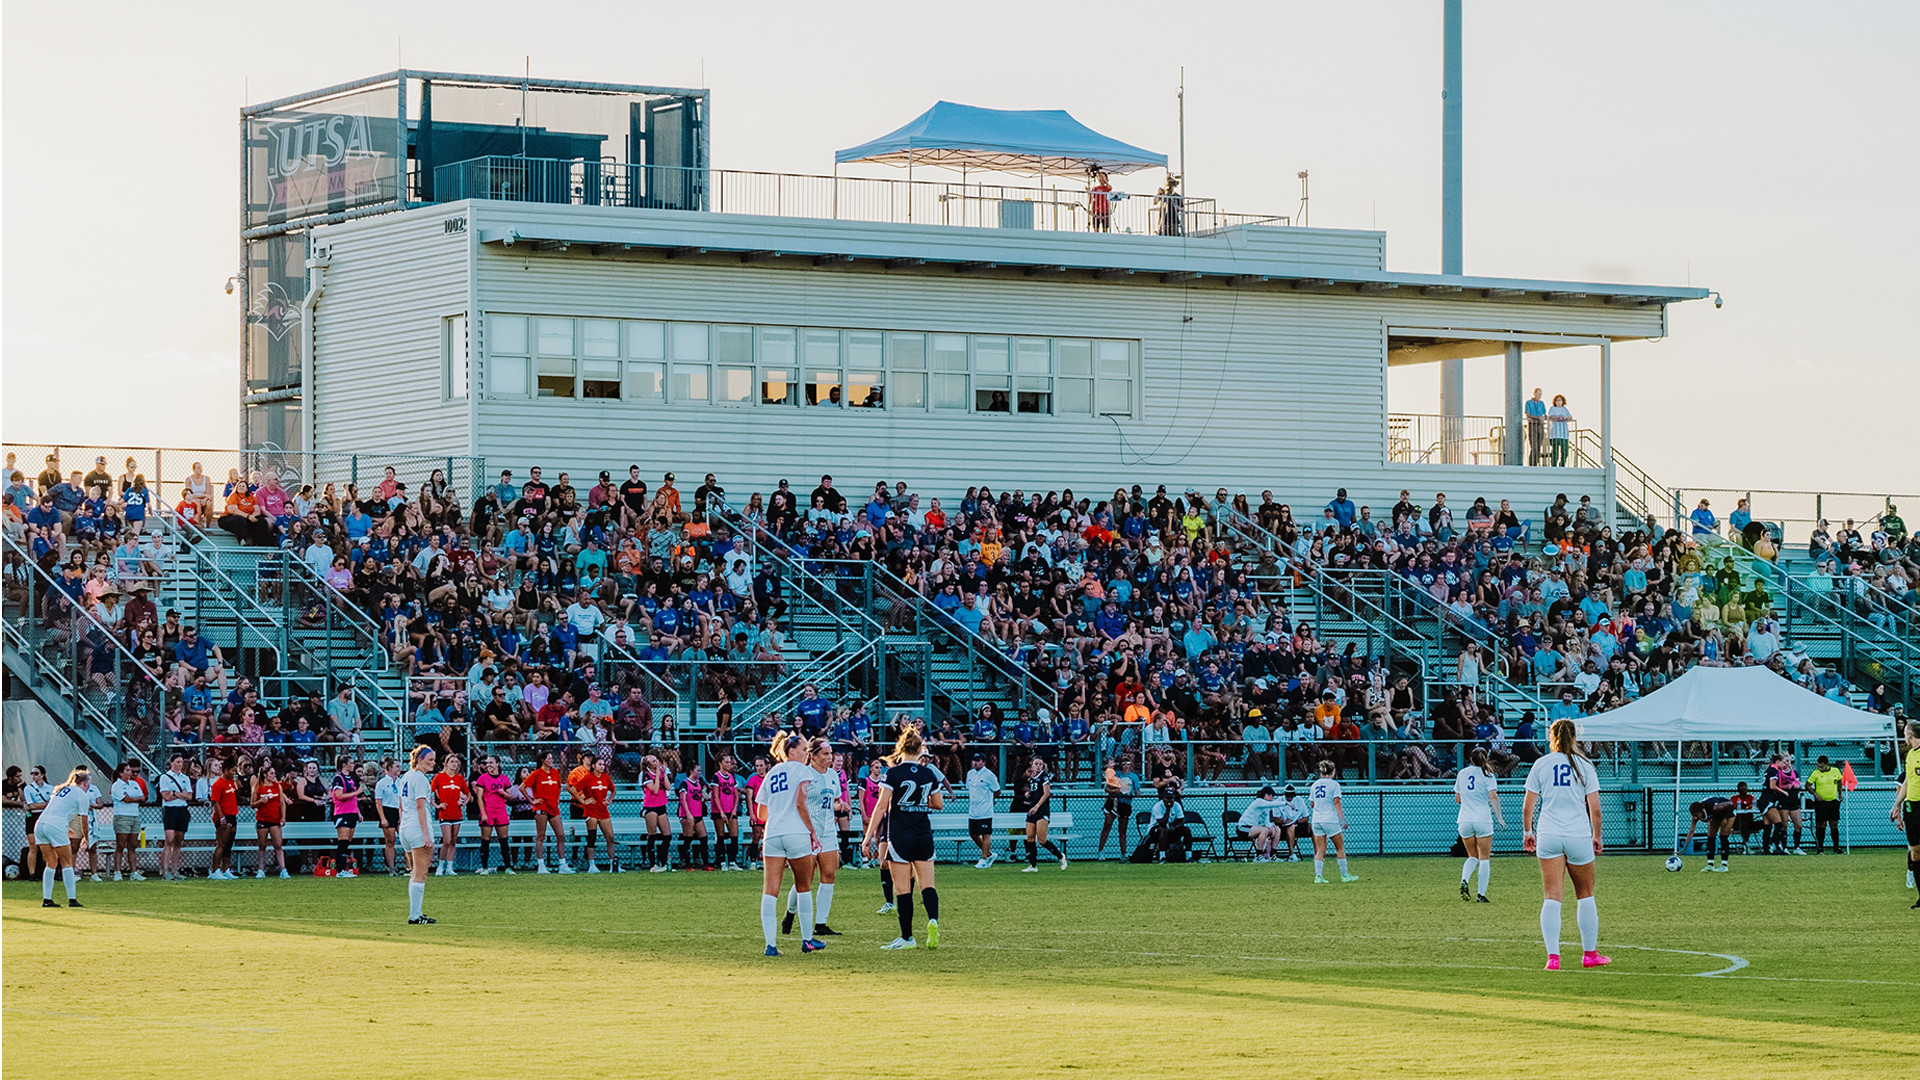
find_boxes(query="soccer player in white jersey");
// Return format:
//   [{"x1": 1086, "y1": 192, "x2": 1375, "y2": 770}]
[
  {"x1": 784, "y1": 738, "x2": 845, "y2": 939},
  {"x1": 1454, "y1": 747, "x2": 1505, "y2": 902},
  {"x1": 1308, "y1": 760, "x2": 1358, "y2": 883},
  {"x1": 398, "y1": 745, "x2": 438, "y2": 925},
  {"x1": 34, "y1": 767, "x2": 96, "y2": 907},
  {"x1": 756, "y1": 732, "x2": 825, "y2": 957},
  {"x1": 1237, "y1": 785, "x2": 1285, "y2": 862},
  {"x1": 1522, "y1": 719, "x2": 1608, "y2": 970}
]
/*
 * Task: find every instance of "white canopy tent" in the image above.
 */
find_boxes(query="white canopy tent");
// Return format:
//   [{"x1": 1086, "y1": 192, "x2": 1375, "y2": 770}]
[
  {"x1": 1575, "y1": 665, "x2": 1897, "y2": 743},
  {"x1": 1573, "y1": 665, "x2": 1896, "y2": 854}
]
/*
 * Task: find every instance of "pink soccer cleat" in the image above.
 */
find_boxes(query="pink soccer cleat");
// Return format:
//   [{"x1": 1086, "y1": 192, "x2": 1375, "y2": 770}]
[
  {"x1": 1582, "y1": 951, "x2": 1611, "y2": 968},
  {"x1": 1544, "y1": 955, "x2": 1561, "y2": 971}
]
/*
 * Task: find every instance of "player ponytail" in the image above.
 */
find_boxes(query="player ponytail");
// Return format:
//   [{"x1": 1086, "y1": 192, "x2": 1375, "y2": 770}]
[
  {"x1": 1468, "y1": 747, "x2": 1490, "y2": 772},
  {"x1": 64, "y1": 766, "x2": 91, "y2": 788},
  {"x1": 770, "y1": 731, "x2": 805, "y2": 762},
  {"x1": 890, "y1": 728, "x2": 925, "y2": 765},
  {"x1": 1315, "y1": 759, "x2": 1336, "y2": 778},
  {"x1": 408, "y1": 744, "x2": 434, "y2": 771},
  {"x1": 1547, "y1": 718, "x2": 1584, "y2": 761}
]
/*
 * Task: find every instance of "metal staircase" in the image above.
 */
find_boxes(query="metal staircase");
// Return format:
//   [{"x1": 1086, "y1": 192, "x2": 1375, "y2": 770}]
[{"x1": 2, "y1": 534, "x2": 169, "y2": 770}]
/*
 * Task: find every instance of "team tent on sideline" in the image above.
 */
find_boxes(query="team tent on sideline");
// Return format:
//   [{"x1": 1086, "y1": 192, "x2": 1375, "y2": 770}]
[
  {"x1": 1574, "y1": 664, "x2": 1897, "y2": 852},
  {"x1": 835, "y1": 100, "x2": 1168, "y2": 176},
  {"x1": 1573, "y1": 665, "x2": 1897, "y2": 743}
]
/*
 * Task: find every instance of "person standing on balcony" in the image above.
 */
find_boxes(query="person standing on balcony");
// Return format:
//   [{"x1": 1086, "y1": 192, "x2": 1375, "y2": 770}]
[
  {"x1": 1089, "y1": 170, "x2": 1113, "y2": 232},
  {"x1": 1526, "y1": 388, "x2": 1549, "y2": 466},
  {"x1": 1546, "y1": 395, "x2": 1575, "y2": 467}
]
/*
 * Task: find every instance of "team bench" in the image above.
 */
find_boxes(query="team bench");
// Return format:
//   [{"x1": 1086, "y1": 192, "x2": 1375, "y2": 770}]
[{"x1": 929, "y1": 811, "x2": 1077, "y2": 862}]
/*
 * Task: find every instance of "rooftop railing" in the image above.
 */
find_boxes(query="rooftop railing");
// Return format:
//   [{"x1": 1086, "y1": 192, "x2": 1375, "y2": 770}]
[{"x1": 432, "y1": 155, "x2": 1289, "y2": 236}]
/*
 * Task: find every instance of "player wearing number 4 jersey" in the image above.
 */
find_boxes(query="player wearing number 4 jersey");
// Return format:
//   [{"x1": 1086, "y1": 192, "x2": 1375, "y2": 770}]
[
  {"x1": 1454, "y1": 748, "x2": 1505, "y2": 902},
  {"x1": 863, "y1": 729, "x2": 946, "y2": 950},
  {"x1": 1522, "y1": 720, "x2": 1607, "y2": 970}
]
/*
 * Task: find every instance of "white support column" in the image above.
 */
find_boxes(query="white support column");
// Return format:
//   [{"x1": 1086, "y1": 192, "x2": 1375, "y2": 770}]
[
  {"x1": 1503, "y1": 342, "x2": 1523, "y2": 466},
  {"x1": 1601, "y1": 339, "x2": 1615, "y2": 531},
  {"x1": 1440, "y1": 359, "x2": 1465, "y2": 464}
]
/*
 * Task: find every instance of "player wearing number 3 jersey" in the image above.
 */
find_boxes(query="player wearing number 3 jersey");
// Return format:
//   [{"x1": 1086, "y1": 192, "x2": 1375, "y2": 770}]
[
  {"x1": 1522, "y1": 719, "x2": 1606, "y2": 971},
  {"x1": 1454, "y1": 748, "x2": 1505, "y2": 902}
]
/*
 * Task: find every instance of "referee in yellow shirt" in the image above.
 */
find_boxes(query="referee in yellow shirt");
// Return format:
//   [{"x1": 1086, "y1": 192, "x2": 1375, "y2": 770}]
[
  {"x1": 1805, "y1": 756, "x2": 1844, "y2": 853},
  {"x1": 1891, "y1": 721, "x2": 1920, "y2": 908}
]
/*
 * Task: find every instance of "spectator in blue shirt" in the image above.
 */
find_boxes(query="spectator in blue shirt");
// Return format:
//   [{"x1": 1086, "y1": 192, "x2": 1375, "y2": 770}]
[
  {"x1": 1325, "y1": 488, "x2": 1357, "y2": 529},
  {"x1": 1524, "y1": 388, "x2": 1549, "y2": 465},
  {"x1": 1689, "y1": 499, "x2": 1718, "y2": 538},
  {"x1": 972, "y1": 710, "x2": 999, "y2": 742},
  {"x1": 494, "y1": 470, "x2": 520, "y2": 506},
  {"x1": 795, "y1": 686, "x2": 833, "y2": 735}
]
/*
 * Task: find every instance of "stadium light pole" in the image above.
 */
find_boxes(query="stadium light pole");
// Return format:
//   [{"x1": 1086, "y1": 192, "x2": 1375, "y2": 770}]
[{"x1": 1439, "y1": 0, "x2": 1466, "y2": 464}]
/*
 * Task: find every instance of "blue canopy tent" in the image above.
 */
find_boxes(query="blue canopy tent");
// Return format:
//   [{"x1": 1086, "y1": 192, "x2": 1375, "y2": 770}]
[{"x1": 835, "y1": 101, "x2": 1167, "y2": 178}]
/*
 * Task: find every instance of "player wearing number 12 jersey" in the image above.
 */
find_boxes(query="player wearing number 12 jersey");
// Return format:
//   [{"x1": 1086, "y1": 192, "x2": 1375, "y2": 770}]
[
  {"x1": 1522, "y1": 719, "x2": 1606, "y2": 970},
  {"x1": 863, "y1": 730, "x2": 946, "y2": 950}
]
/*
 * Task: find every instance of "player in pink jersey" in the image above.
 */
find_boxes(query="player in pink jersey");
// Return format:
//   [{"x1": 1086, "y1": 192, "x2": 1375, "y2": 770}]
[
  {"x1": 679, "y1": 768, "x2": 711, "y2": 870},
  {"x1": 746, "y1": 755, "x2": 771, "y2": 869},
  {"x1": 328, "y1": 757, "x2": 365, "y2": 877},
  {"x1": 710, "y1": 755, "x2": 743, "y2": 870},
  {"x1": 471, "y1": 756, "x2": 515, "y2": 874}
]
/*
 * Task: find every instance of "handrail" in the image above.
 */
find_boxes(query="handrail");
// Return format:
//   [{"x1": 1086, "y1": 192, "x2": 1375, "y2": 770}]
[
  {"x1": 1575, "y1": 428, "x2": 1674, "y2": 531},
  {"x1": 2, "y1": 533, "x2": 166, "y2": 770},
  {"x1": 862, "y1": 560, "x2": 1062, "y2": 713},
  {"x1": 162, "y1": 500, "x2": 391, "y2": 673},
  {"x1": 1698, "y1": 535, "x2": 1915, "y2": 706},
  {"x1": 151, "y1": 501, "x2": 292, "y2": 669}
]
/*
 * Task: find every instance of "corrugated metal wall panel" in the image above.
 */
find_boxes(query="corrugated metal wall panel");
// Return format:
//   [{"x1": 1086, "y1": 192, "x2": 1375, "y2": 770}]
[
  {"x1": 310, "y1": 210, "x2": 471, "y2": 457},
  {"x1": 468, "y1": 239, "x2": 1608, "y2": 512}
]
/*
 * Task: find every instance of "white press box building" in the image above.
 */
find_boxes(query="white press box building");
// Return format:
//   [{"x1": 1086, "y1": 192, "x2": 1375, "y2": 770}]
[{"x1": 241, "y1": 71, "x2": 1707, "y2": 518}]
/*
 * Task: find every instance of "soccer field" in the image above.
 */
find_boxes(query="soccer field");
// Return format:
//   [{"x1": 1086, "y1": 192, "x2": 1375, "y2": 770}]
[{"x1": 5, "y1": 853, "x2": 1914, "y2": 1079}]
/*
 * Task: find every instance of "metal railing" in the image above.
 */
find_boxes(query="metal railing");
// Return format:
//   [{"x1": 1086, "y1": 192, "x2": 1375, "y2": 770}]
[
  {"x1": 1389, "y1": 413, "x2": 1588, "y2": 468},
  {"x1": 1, "y1": 443, "x2": 494, "y2": 506},
  {"x1": 3, "y1": 534, "x2": 169, "y2": 768},
  {"x1": 433, "y1": 156, "x2": 1288, "y2": 237}
]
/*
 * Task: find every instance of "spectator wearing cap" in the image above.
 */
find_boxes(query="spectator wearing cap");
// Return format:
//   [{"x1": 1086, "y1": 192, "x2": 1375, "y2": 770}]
[
  {"x1": 1690, "y1": 498, "x2": 1718, "y2": 538},
  {"x1": 1326, "y1": 488, "x2": 1357, "y2": 530}
]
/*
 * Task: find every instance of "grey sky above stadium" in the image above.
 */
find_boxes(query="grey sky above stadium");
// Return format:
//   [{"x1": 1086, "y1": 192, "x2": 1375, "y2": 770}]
[{"x1": 3, "y1": 0, "x2": 1915, "y2": 493}]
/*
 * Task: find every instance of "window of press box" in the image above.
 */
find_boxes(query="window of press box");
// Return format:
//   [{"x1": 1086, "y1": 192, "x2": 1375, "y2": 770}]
[{"x1": 483, "y1": 313, "x2": 1137, "y2": 416}]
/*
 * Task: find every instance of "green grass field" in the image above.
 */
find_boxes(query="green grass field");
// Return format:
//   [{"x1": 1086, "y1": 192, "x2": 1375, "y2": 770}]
[{"x1": 5, "y1": 852, "x2": 1916, "y2": 1078}]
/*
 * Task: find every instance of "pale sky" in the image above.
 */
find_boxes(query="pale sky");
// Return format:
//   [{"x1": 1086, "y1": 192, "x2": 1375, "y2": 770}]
[{"x1": 4, "y1": 1, "x2": 1916, "y2": 496}]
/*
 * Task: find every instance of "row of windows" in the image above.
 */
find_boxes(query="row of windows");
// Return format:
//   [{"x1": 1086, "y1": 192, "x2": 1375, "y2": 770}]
[{"x1": 480, "y1": 315, "x2": 1139, "y2": 418}]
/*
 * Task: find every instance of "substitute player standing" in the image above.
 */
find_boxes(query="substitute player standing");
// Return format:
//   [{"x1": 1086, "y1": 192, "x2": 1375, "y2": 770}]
[
  {"x1": 1890, "y1": 720, "x2": 1920, "y2": 906},
  {"x1": 966, "y1": 754, "x2": 1000, "y2": 868},
  {"x1": 399, "y1": 746, "x2": 437, "y2": 925},
  {"x1": 1309, "y1": 760, "x2": 1357, "y2": 884},
  {"x1": 863, "y1": 730, "x2": 946, "y2": 950},
  {"x1": 1522, "y1": 719, "x2": 1607, "y2": 970},
  {"x1": 1455, "y1": 748, "x2": 1504, "y2": 902}
]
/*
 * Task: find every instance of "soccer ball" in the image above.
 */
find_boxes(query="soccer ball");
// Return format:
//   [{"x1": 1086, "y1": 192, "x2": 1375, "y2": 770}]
[{"x1": 1664, "y1": 855, "x2": 1683, "y2": 872}]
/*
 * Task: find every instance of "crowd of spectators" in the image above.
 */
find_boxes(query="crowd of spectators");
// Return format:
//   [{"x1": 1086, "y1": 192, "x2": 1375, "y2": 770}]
[{"x1": 8, "y1": 445, "x2": 1912, "y2": 796}]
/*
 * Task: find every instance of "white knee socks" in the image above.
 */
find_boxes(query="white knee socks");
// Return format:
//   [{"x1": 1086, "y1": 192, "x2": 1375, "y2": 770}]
[
  {"x1": 43, "y1": 867, "x2": 55, "y2": 900},
  {"x1": 1540, "y1": 898, "x2": 1563, "y2": 957},
  {"x1": 1576, "y1": 896, "x2": 1599, "y2": 952},
  {"x1": 785, "y1": 886, "x2": 797, "y2": 914},
  {"x1": 817, "y1": 883, "x2": 835, "y2": 926},
  {"x1": 1476, "y1": 859, "x2": 1490, "y2": 896},
  {"x1": 408, "y1": 881, "x2": 424, "y2": 920},
  {"x1": 797, "y1": 890, "x2": 814, "y2": 942},
  {"x1": 760, "y1": 894, "x2": 778, "y2": 948},
  {"x1": 62, "y1": 867, "x2": 77, "y2": 900},
  {"x1": 1461, "y1": 856, "x2": 1478, "y2": 883}
]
